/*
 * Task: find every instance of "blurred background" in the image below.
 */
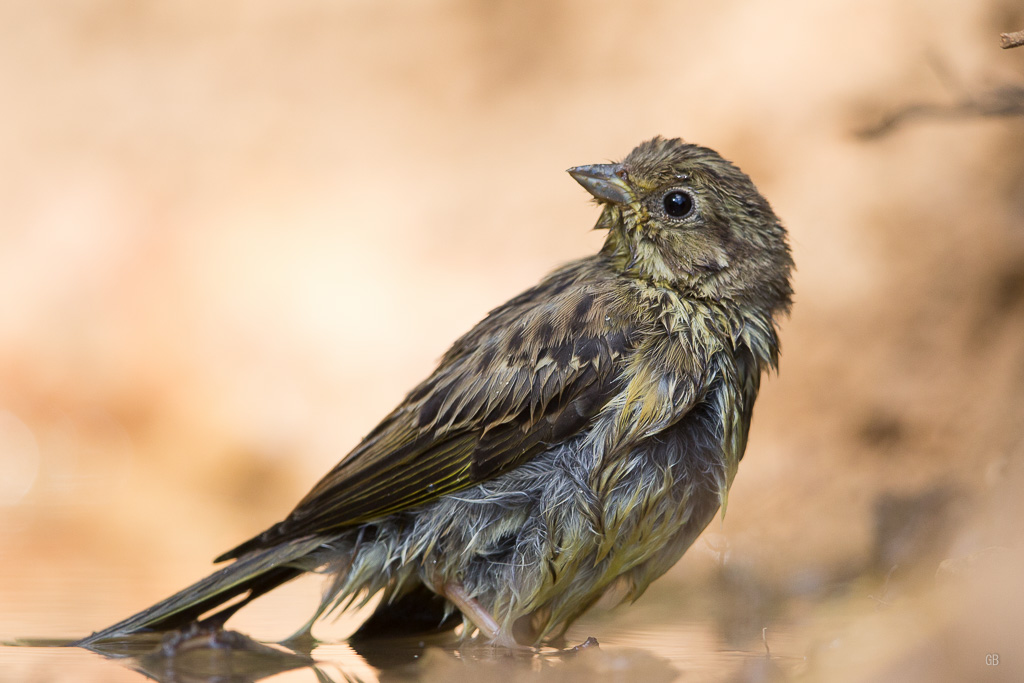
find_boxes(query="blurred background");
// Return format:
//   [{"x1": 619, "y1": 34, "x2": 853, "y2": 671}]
[{"x1": 1, "y1": 1, "x2": 1023, "y2": 681}]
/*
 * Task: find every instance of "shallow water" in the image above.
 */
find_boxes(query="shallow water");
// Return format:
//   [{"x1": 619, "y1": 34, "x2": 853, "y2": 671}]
[
  {"x1": 5, "y1": 520, "x2": 1023, "y2": 683},
  {"x1": 0, "y1": 567, "x2": 807, "y2": 682},
  {"x1": 3, "y1": 623, "x2": 798, "y2": 683}
]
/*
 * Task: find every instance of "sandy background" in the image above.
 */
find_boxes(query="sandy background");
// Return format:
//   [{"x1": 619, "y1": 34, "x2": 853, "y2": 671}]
[{"x1": 2, "y1": 1, "x2": 1023, "y2": 681}]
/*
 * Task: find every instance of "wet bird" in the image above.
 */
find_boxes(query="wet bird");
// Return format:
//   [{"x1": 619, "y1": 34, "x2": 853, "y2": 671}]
[{"x1": 77, "y1": 137, "x2": 793, "y2": 649}]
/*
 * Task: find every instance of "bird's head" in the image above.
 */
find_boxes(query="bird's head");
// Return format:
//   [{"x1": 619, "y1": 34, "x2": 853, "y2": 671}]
[{"x1": 569, "y1": 137, "x2": 793, "y2": 314}]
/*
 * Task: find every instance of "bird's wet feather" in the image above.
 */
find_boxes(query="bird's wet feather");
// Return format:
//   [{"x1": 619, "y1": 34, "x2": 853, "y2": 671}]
[{"x1": 77, "y1": 136, "x2": 792, "y2": 648}]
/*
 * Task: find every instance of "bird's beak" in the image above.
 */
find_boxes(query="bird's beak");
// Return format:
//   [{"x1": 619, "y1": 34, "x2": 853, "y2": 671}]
[{"x1": 567, "y1": 164, "x2": 634, "y2": 205}]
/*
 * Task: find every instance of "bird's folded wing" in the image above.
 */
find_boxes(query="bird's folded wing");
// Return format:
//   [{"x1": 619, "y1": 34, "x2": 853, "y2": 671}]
[{"x1": 219, "y1": 278, "x2": 634, "y2": 560}]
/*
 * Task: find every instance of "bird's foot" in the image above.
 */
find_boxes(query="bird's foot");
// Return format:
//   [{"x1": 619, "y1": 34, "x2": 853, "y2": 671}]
[
  {"x1": 440, "y1": 582, "x2": 536, "y2": 652},
  {"x1": 564, "y1": 636, "x2": 599, "y2": 654},
  {"x1": 439, "y1": 581, "x2": 599, "y2": 655}
]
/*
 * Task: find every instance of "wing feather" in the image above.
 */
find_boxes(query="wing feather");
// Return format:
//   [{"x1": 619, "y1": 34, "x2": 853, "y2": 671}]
[{"x1": 218, "y1": 264, "x2": 634, "y2": 560}]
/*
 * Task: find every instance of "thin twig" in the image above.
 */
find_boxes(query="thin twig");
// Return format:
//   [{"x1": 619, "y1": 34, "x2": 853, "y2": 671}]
[
  {"x1": 1001, "y1": 30, "x2": 1024, "y2": 49},
  {"x1": 857, "y1": 85, "x2": 1024, "y2": 139}
]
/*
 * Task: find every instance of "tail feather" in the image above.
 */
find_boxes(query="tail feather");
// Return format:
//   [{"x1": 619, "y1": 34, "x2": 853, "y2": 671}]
[{"x1": 74, "y1": 537, "x2": 324, "y2": 647}]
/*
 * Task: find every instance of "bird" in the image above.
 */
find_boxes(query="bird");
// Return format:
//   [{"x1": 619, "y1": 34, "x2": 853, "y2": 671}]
[{"x1": 76, "y1": 136, "x2": 793, "y2": 649}]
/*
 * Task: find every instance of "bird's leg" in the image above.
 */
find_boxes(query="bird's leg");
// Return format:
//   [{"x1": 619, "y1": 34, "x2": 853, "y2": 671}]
[{"x1": 442, "y1": 582, "x2": 523, "y2": 649}]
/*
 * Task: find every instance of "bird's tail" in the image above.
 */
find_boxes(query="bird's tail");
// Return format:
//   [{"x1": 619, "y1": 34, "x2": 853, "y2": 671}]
[{"x1": 74, "y1": 536, "x2": 325, "y2": 647}]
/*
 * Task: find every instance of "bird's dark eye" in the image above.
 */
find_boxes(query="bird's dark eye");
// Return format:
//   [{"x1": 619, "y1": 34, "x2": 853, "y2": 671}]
[{"x1": 663, "y1": 190, "x2": 694, "y2": 218}]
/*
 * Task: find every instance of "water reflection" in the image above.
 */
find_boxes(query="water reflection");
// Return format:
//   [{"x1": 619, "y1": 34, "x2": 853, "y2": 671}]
[
  {"x1": 86, "y1": 629, "x2": 319, "y2": 682},
  {"x1": 7, "y1": 614, "x2": 802, "y2": 683},
  {"x1": 75, "y1": 628, "x2": 685, "y2": 683}
]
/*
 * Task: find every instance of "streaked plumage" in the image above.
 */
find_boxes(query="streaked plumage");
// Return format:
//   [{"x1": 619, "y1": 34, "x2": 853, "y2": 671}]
[{"x1": 77, "y1": 137, "x2": 793, "y2": 648}]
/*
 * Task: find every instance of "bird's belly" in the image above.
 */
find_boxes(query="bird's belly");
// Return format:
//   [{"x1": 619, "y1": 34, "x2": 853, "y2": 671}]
[{"x1": 399, "y1": 409, "x2": 729, "y2": 640}]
